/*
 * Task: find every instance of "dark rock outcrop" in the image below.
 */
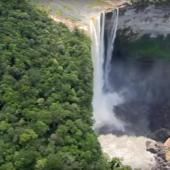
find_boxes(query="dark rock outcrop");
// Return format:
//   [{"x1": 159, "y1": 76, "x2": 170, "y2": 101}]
[{"x1": 146, "y1": 140, "x2": 170, "y2": 170}]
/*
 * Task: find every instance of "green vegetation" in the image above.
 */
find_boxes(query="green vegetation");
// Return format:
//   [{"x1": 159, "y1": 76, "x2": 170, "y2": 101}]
[
  {"x1": 89, "y1": 0, "x2": 107, "y2": 7},
  {"x1": 131, "y1": 0, "x2": 170, "y2": 5},
  {"x1": 0, "y1": 0, "x2": 132, "y2": 170},
  {"x1": 109, "y1": 158, "x2": 132, "y2": 170},
  {"x1": 117, "y1": 31, "x2": 170, "y2": 60},
  {"x1": 0, "y1": 0, "x2": 101, "y2": 169}
]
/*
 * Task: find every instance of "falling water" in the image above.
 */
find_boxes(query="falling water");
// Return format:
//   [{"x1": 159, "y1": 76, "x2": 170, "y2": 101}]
[
  {"x1": 90, "y1": 9, "x2": 156, "y2": 169},
  {"x1": 90, "y1": 9, "x2": 125, "y2": 133}
]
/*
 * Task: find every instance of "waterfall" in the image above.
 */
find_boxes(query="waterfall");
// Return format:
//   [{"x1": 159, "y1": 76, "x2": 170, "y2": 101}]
[
  {"x1": 90, "y1": 9, "x2": 125, "y2": 133},
  {"x1": 105, "y1": 8, "x2": 119, "y2": 91},
  {"x1": 90, "y1": 9, "x2": 156, "y2": 170}
]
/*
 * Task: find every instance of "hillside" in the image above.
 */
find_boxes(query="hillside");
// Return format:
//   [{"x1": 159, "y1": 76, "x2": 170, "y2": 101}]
[
  {"x1": 0, "y1": 1, "x2": 104, "y2": 169},
  {"x1": 0, "y1": 0, "x2": 133, "y2": 170}
]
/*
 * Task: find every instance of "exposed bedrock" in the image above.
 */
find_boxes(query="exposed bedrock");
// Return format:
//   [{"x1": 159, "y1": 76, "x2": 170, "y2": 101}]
[
  {"x1": 146, "y1": 139, "x2": 170, "y2": 170},
  {"x1": 118, "y1": 4, "x2": 170, "y2": 37}
]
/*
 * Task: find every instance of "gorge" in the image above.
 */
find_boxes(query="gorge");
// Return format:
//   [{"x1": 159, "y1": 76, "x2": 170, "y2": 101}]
[
  {"x1": 90, "y1": 4, "x2": 170, "y2": 170},
  {"x1": 8, "y1": 0, "x2": 170, "y2": 169}
]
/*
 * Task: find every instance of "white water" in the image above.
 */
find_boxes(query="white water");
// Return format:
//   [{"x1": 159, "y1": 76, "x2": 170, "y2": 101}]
[
  {"x1": 90, "y1": 10, "x2": 125, "y2": 132},
  {"x1": 99, "y1": 134, "x2": 156, "y2": 170},
  {"x1": 90, "y1": 9, "x2": 156, "y2": 169}
]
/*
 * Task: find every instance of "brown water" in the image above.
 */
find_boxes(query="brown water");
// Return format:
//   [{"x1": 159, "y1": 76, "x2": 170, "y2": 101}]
[{"x1": 99, "y1": 134, "x2": 156, "y2": 169}]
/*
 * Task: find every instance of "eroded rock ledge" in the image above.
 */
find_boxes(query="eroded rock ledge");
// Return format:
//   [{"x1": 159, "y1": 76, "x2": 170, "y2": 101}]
[
  {"x1": 118, "y1": 4, "x2": 170, "y2": 37},
  {"x1": 146, "y1": 138, "x2": 170, "y2": 170}
]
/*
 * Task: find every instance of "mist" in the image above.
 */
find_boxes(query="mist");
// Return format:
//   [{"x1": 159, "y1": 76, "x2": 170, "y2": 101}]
[
  {"x1": 89, "y1": 8, "x2": 170, "y2": 169},
  {"x1": 91, "y1": 9, "x2": 170, "y2": 139},
  {"x1": 90, "y1": 9, "x2": 126, "y2": 133}
]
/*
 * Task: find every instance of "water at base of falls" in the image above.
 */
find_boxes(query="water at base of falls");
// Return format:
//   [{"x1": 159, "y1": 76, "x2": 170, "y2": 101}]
[
  {"x1": 90, "y1": 9, "x2": 125, "y2": 133},
  {"x1": 90, "y1": 9, "x2": 156, "y2": 169},
  {"x1": 99, "y1": 134, "x2": 156, "y2": 170}
]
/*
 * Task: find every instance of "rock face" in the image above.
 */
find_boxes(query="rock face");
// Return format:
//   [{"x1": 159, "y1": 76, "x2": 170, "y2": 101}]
[
  {"x1": 164, "y1": 138, "x2": 170, "y2": 162},
  {"x1": 164, "y1": 138, "x2": 170, "y2": 147},
  {"x1": 118, "y1": 5, "x2": 170, "y2": 37},
  {"x1": 146, "y1": 140, "x2": 170, "y2": 170}
]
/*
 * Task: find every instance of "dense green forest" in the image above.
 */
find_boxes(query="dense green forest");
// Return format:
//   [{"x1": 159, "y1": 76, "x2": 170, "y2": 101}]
[{"x1": 0, "y1": 0, "x2": 132, "y2": 170}]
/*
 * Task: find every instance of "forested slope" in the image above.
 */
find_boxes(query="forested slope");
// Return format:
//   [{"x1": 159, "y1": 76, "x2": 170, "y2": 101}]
[
  {"x1": 0, "y1": 0, "x2": 107, "y2": 169},
  {"x1": 0, "y1": 0, "x2": 133, "y2": 170}
]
